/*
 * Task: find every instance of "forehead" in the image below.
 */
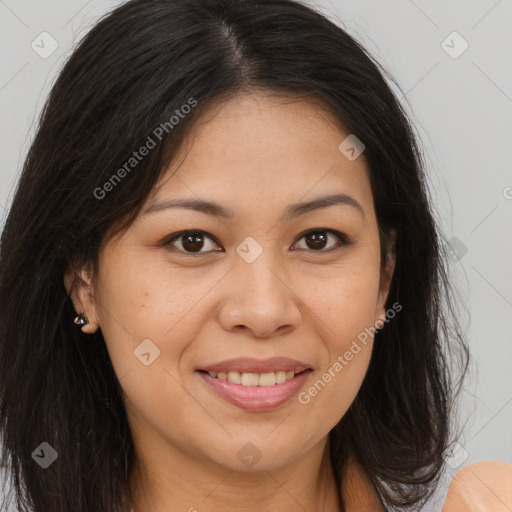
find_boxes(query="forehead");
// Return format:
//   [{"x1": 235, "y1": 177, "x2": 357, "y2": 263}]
[{"x1": 148, "y1": 91, "x2": 373, "y2": 219}]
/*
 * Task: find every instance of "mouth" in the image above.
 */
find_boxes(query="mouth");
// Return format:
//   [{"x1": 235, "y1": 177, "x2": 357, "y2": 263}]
[
  {"x1": 197, "y1": 356, "x2": 312, "y2": 376},
  {"x1": 195, "y1": 359, "x2": 313, "y2": 411},
  {"x1": 197, "y1": 369, "x2": 308, "y2": 387}
]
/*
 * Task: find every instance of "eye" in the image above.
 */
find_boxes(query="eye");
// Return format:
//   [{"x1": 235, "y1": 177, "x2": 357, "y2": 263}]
[
  {"x1": 292, "y1": 228, "x2": 350, "y2": 253},
  {"x1": 162, "y1": 230, "x2": 222, "y2": 254},
  {"x1": 161, "y1": 228, "x2": 350, "y2": 255}
]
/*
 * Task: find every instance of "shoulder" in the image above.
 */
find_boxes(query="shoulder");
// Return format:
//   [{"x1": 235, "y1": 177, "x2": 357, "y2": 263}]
[{"x1": 443, "y1": 460, "x2": 512, "y2": 511}]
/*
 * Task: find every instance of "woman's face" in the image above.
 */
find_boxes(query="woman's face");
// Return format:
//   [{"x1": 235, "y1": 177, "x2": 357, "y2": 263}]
[{"x1": 70, "y1": 91, "x2": 394, "y2": 474}]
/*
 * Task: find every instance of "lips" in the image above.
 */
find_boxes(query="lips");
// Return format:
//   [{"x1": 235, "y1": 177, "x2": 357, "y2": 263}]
[
  {"x1": 197, "y1": 369, "x2": 313, "y2": 411},
  {"x1": 195, "y1": 357, "x2": 313, "y2": 411},
  {"x1": 198, "y1": 356, "x2": 312, "y2": 374}
]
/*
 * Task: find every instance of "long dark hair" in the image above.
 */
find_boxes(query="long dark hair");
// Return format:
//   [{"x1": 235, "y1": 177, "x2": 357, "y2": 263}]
[{"x1": 0, "y1": 0, "x2": 470, "y2": 510}]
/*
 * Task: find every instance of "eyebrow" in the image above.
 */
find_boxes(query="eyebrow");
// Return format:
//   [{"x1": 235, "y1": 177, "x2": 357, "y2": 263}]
[{"x1": 142, "y1": 193, "x2": 365, "y2": 221}]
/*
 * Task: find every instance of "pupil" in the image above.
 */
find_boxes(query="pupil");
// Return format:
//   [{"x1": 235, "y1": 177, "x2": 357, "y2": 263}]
[
  {"x1": 182, "y1": 232, "x2": 204, "y2": 252},
  {"x1": 306, "y1": 231, "x2": 327, "y2": 250},
  {"x1": 179, "y1": 231, "x2": 329, "y2": 252}
]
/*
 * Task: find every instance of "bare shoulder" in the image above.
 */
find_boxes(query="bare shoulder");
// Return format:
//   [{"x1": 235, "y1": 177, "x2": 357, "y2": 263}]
[{"x1": 443, "y1": 460, "x2": 512, "y2": 511}]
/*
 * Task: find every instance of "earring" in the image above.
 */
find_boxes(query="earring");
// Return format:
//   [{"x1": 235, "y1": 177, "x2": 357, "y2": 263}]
[{"x1": 74, "y1": 312, "x2": 89, "y2": 326}]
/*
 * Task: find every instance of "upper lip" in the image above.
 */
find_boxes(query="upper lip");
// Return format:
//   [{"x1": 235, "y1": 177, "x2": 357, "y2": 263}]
[{"x1": 198, "y1": 357, "x2": 312, "y2": 374}]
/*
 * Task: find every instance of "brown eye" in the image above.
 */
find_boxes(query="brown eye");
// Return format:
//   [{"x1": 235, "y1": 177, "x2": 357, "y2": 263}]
[
  {"x1": 293, "y1": 229, "x2": 349, "y2": 253},
  {"x1": 180, "y1": 232, "x2": 205, "y2": 252},
  {"x1": 164, "y1": 230, "x2": 221, "y2": 254},
  {"x1": 304, "y1": 231, "x2": 328, "y2": 250},
  {"x1": 162, "y1": 228, "x2": 350, "y2": 256}
]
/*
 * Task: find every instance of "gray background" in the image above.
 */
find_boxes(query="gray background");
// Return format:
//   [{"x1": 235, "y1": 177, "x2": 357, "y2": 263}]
[{"x1": 0, "y1": 0, "x2": 511, "y2": 502}]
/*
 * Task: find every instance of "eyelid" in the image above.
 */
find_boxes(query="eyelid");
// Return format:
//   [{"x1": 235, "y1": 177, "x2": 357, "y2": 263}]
[{"x1": 161, "y1": 228, "x2": 350, "y2": 255}]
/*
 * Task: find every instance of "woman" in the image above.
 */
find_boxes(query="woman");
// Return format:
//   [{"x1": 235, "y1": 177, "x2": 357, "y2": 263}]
[{"x1": 0, "y1": 0, "x2": 510, "y2": 510}]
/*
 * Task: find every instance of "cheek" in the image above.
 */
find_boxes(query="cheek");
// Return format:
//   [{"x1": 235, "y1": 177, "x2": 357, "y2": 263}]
[
  {"x1": 301, "y1": 259, "x2": 381, "y2": 346},
  {"x1": 294, "y1": 255, "x2": 380, "y2": 417},
  {"x1": 97, "y1": 246, "x2": 194, "y2": 334},
  {"x1": 95, "y1": 257, "x2": 205, "y2": 436},
  {"x1": 297, "y1": 281, "x2": 378, "y2": 431},
  {"x1": 95, "y1": 250, "x2": 215, "y2": 381}
]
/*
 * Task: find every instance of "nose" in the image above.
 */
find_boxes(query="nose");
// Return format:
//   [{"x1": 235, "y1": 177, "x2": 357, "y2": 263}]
[{"x1": 216, "y1": 256, "x2": 302, "y2": 339}]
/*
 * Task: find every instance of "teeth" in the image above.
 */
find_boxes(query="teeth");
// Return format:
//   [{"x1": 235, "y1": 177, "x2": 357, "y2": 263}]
[
  {"x1": 276, "y1": 371, "x2": 287, "y2": 384},
  {"x1": 227, "y1": 371, "x2": 242, "y2": 384},
  {"x1": 205, "y1": 370, "x2": 300, "y2": 386},
  {"x1": 258, "y1": 372, "x2": 277, "y2": 386},
  {"x1": 241, "y1": 373, "x2": 259, "y2": 386}
]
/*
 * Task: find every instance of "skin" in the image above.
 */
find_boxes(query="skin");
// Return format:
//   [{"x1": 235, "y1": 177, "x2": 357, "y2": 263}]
[
  {"x1": 342, "y1": 459, "x2": 512, "y2": 511},
  {"x1": 66, "y1": 90, "x2": 394, "y2": 511},
  {"x1": 65, "y1": 90, "x2": 512, "y2": 511},
  {"x1": 443, "y1": 461, "x2": 512, "y2": 511}
]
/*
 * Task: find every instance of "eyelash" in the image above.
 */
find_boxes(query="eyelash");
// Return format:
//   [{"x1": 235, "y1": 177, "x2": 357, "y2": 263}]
[{"x1": 161, "y1": 228, "x2": 351, "y2": 256}]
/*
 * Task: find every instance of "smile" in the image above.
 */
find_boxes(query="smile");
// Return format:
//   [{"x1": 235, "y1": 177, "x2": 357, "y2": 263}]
[
  {"x1": 196, "y1": 368, "x2": 313, "y2": 411},
  {"x1": 203, "y1": 370, "x2": 299, "y2": 386}
]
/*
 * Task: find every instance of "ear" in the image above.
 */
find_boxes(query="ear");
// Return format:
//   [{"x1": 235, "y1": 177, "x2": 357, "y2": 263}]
[
  {"x1": 374, "y1": 228, "x2": 396, "y2": 327},
  {"x1": 63, "y1": 261, "x2": 100, "y2": 334}
]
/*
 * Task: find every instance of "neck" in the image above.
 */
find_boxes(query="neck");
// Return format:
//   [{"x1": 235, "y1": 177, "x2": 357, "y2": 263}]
[
  {"x1": 340, "y1": 455, "x2": 386, "y2": 512},
  {"x1": 128, "y1": 436, "x2": 341, "y2": 512}
]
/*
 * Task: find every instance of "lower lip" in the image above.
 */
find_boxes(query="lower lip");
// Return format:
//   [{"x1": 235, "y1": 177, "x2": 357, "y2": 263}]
[{"x1": 197, "y1": 370, "x2": 312, "y2": 412}]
